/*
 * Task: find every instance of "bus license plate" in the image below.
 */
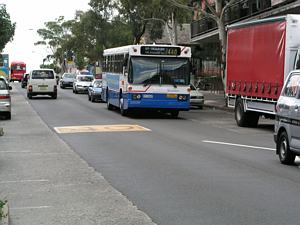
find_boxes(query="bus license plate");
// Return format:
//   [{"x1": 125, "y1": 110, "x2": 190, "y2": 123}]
[
  {"x1": 143, "y1": 94, "x2": 153, "y2": 99},
  {"x1": 167, "y1": 94, "x2": 177, "y2": 98}
]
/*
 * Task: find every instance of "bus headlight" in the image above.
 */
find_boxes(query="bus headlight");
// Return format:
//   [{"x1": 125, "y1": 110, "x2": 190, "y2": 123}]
[
  {"x1": 177, "y1": 95, "x2": 188, "y2": 101},
  {"x1": 132, "y1": 94, "x2": 142, "y2": 100}
]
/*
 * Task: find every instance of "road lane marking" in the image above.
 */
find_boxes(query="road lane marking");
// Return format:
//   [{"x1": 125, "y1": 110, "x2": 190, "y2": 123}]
[
  {"x1": 0, "y1": 179, "x2": 49, "y2": 184},
  {"x1": 202, "y1": 140, "x2": 275, "y2": 151},
  {"x1": 11, "y1": 206, "x2": 52, "y2": 210},
  {"x1": 54, "y1": 124, "x2": 151, "y2": 134}
]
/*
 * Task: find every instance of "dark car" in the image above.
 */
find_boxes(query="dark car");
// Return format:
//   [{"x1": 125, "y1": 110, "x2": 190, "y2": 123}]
[
  {"x1": 60, "y1": 73, "x2": 76, "y2": 89},
  {"x1": 88, "y1": 80, "x2": 102, "y2": 102},
  {"x1": 21, "y1": 73, "x2": 29, "y2": 88}
]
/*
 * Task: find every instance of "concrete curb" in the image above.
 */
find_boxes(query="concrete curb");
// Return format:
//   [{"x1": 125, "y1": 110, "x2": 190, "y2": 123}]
[
  {"x1": 0, "y1": 127, "x2": 3, "y2": 136},
  {"x1": 0, "y1": 202, "x2": 9, "y2": 225},
  {"x1": 204, "y1": 103, "x2": 234, "y2": 112}
]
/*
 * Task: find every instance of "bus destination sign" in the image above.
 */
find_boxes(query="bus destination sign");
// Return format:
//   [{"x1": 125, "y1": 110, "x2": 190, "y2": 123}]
[{"x1": 141, "y1": 46, "x2": 181, "y2": 56}]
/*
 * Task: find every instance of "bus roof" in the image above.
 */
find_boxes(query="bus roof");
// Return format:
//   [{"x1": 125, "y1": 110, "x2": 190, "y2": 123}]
[
  {"x1": 103, "y1": 44, "x2": 191, "y2": 57},
  {"x1": 11, "y1": 61, "x2": 26, "y2": 65}
]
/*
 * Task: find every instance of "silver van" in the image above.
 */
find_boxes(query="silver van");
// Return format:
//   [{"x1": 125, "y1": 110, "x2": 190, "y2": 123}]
[
  {"x1": 274, "y1": 70, "x2": 300, "y2": 164},
  {"x1": 27, "y1": 69, "x2": 57, "y2": 99}
]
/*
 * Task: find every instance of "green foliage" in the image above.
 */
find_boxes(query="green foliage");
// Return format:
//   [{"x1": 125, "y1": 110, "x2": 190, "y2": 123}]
[
  {"x1": 0, "y1": 199, "x2": 7, "y2": 220},
  {"x1": 35, "y1": 0, "x2": 191, "y2": 70},
  {"x1": 0, "y1": 5, "x2": 15, "y2": 52}
]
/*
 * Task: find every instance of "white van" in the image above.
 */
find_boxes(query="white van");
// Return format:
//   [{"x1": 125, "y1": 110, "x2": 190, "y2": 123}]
[{"x1": 27, "y1": 69, "x2": 57, "y2": 99}]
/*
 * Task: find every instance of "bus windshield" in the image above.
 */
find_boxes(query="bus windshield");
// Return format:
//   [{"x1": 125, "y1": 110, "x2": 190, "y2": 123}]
[
  {"x1": 129, "y1": 57, "x2": 190, "y2": 85},
  {"x1": 11, "y1": 64, "x2": 26, "y2": 71}
]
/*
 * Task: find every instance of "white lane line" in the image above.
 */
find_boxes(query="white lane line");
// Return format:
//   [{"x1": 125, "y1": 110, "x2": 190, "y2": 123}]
[
  {"x1": 0, "y1": 151, "x2": 32, "y2": 153},
  {"x1": 0, "y1": 179, "x2": 49, "y2": 184},
  {"x1": 11, "y1": 206, "x2": 52, "y2": 210},
  {"x1": 202, "y1": 140, "x2": 275, "y2": 151}
]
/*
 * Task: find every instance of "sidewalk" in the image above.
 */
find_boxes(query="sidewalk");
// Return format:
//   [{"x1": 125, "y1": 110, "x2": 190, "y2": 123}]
[
  {"x1": 0, "y1": 86, "x2": 156, "y2": 225},
  {"x1": 202, "y1": 90, "x2": 233, "y2": 112}
]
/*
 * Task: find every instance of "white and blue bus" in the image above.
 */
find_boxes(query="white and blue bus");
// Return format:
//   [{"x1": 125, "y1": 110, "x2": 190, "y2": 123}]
[{"x1": 102, "y1": 44, "x2": 192, "y2": 117}]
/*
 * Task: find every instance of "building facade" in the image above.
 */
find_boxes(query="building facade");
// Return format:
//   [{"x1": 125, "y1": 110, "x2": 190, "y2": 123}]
[{"x1": 190, "y1": 0, "x2": 300, "y2": 88}]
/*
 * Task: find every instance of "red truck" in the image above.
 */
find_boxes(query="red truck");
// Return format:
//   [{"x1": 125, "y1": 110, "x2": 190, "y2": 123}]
[{"x1": 226, "y1": 14, "x2": 300, "y2": 127}]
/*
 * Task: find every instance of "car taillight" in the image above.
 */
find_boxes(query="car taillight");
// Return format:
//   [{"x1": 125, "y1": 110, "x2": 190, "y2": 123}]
[
  {"x1": 28, "y1": 85, "x2": 33, "y2": 92},
  {"x1": 0, "y1": 95, "x2": 10, "y2": 99}
]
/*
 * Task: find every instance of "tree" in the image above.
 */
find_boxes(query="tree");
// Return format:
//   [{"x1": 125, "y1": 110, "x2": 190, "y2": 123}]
[
  {"x1": 167, "y1": 0, "x2": 236, "y2": 87},
  {"x1": 35, "y1": 16, "x2": 74, "y2": 71},
  {"x1": 0, "y1": 5, "x2": 15, "y2": 52}
]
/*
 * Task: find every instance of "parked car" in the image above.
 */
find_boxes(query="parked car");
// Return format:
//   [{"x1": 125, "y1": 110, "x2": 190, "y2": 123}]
[
  {"x1": 88, "y1": 79, "x2": 103, "y2": 102},
  {"x1": 21, "y1": 73, "x2": 29, "y2": 88},
  {"x1": 60, "y1": 73, "x2": 76, "y2": 89},
  {"x1": 27, "y1": 69, "x2": 57, "y2": 99},
  {"x1": 190, "y1": 84, "x2": 204, "y2": 109},
  {"x1": 274, "y1": 70, "x2": 300, "y2": 165},
  {"x1": 0, "y1": 76, "x2": 12, "y2": 119},
  {"x1": 73, "y1": 75, "x2": 94, "y2": 94}
]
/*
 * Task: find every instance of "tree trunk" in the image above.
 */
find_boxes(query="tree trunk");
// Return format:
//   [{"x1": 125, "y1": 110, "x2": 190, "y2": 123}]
[{"x1": 217, "y1": 18, "x2": 227, "y2": 90}]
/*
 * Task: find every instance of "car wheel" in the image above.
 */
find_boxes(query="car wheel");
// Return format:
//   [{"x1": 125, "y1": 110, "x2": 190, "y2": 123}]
[
  {"x1": 5, "y1": 112, "x2": 11, "y2": 120},
  {"x1": 27, "y1": 93, "x2": 32, "y2": 99},
  {"x1": 198, "y1": 105, "x2": 203, "y2": 109},
  {"x1": 91, "y1": 95, "x2": 95, "y2": 102},
  {"x1": 278, "y1": 131, "x2": 296, "y2": 165},
  {"x1": 61, "y1": 85, "x2": 65, "y2": 89},
  {"x1": 88, "y1": 94, "x2": 91, "y2": 101},
  {"x1": 73, "y1": 88, "x2": 75, "y2": 93}
]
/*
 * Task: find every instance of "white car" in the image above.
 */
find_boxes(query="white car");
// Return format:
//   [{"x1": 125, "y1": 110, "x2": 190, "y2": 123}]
[
  {"x1": 73, "y1": 75, "x2": 94, "y2": 94},
  {"x1": 27, "y1": 69, "x2": 57, "y2": 99},
  {"x1": 0, "y1": 76, "x2": 12, "y2": 119},
  {"x1": 190, "y1": 84, "x2": 204, "y2": 109}
]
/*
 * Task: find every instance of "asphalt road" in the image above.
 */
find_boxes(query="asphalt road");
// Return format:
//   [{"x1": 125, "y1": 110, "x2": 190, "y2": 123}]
[{"x1": 17, "y1": 85, "x2": 300, "y2": 225}]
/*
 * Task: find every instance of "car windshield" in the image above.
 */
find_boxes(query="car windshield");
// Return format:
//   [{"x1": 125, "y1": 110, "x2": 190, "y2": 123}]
[
  {"x1": 129, "y1": 56, "x2": 190, "y2": 85},
  {"x1": 78, "y1": 76, "x2": 93, "y2": 82},
  {"x1": 93, "y1": 81, "x2": 102, "y2": 88},
  {"x1": 0, "y1": 79, "x2": 7, "y2": 90},
  {"x1": 32, "y1": 70, "x2": 54, "y2": 79},
  {"x1": 64, "y1": 74, "x2": 76, "y2": 79}
]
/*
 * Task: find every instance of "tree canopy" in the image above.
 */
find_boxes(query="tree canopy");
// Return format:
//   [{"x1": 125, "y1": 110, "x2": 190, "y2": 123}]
[
  {"x1": 35, "y1": 0, "x2": 191, "y2": 71},
  {"x1": 0, "y1": 5, "x2": 15, "y2": 52}
]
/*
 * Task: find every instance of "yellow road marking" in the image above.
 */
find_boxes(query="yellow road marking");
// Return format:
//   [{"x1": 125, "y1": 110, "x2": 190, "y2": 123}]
[{"x1": 54, "y1": 124, "x2": 151, "y2": 134}]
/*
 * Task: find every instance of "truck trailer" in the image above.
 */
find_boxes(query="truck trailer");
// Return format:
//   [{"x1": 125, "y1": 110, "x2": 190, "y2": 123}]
[{"x1": 226, "y1": 14, "x2": 300, "y2": 127}]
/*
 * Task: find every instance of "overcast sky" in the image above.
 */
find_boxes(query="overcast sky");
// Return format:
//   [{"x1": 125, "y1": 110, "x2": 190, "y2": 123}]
[{"x1": 2, "y1": 0, "x2": 90, "y2": 71}]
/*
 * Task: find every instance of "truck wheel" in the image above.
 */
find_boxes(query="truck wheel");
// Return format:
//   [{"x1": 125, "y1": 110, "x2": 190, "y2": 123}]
[
  {"x1": 277, "y1": 131, "x2": 295, "y2": 165},
  {"x1": 235, "y1": 98, "x2": 247, "y2": 127}
]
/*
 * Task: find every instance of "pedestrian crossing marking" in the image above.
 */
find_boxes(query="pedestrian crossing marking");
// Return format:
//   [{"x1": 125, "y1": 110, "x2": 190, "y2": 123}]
[{"x1": 54, "y1": 124, "x2": 151, "y2": 134}]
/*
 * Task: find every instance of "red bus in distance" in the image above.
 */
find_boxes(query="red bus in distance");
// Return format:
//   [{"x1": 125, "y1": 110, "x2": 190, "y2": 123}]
[{"x1": 10, "y1": 61, "x2": 26, "y2": 82}]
